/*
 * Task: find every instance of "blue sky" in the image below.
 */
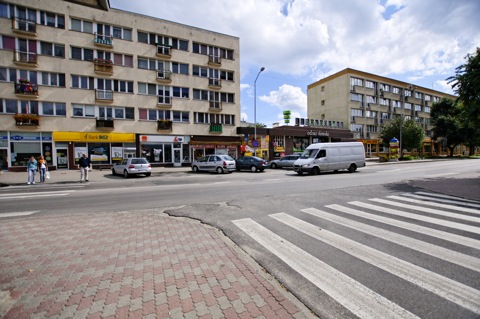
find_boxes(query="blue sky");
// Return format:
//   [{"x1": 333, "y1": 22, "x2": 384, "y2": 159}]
[{"x1": 110, "y1": 0, "x2": 480, "y2": 127}]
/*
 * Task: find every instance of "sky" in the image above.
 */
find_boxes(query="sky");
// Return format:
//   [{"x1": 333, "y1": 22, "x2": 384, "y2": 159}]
[{"x1": 109, "y1": 0, "x2": 480, "y2": 127}]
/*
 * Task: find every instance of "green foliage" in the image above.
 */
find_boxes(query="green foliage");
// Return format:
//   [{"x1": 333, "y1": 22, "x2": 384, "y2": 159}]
[{"x1": 379, "y1": 117, "x2": 424, "y2": 154}]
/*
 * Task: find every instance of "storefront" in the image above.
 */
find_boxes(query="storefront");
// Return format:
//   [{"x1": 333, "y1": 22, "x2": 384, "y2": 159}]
[
  {"x1": 4, "y1": 131, "x2": 53, "y2": 172},
  {"x1": 138, "y1": 135, "x2": 190, "y2": 167},
  {"x1": 53, "y1": 131, "x2": 136, "y2": 169},
  {"x1": 190, "y1": 136, "x2": 241, "y2": 161}
]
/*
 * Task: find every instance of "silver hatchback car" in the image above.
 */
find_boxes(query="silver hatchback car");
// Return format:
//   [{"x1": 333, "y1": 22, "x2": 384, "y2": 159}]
[
  {"x1": 112, "y1": 157, "x2": 152, "y2": 178},
  {"x1": 191, "y1": 155, "x2": 236, "y2": 174}
]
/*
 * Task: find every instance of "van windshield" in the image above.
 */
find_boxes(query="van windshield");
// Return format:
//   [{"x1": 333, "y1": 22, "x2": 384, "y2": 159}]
[{"x1": 299, "y1": 149, "x2": 318, "y2": 159}]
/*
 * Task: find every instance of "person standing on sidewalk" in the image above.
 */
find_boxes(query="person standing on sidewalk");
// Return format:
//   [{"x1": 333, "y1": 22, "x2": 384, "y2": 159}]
[
  {"x1": 38, "y1": 155, "x2": 48, "y2": 183},
  {"x1": 78, "y1": 153, "x2": 91, "y2": 182},
  {"x1": 26, "y1": 155, "x2": 38, "y2": 185}
]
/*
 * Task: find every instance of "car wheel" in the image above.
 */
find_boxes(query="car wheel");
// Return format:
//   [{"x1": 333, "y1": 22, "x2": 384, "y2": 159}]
[
  {"x1": 123, "y1": 170, "x2": 129, "y2": 178},
  {"x1": 250, "y1": 166, "x2": 257, "y2": 172},
  {"x1": 111, "y1": 168, "x2": 116, "y2": 175},
  {"x1": 145, "y1": 172, "x2": 151, "y2": 177},
  {"x1": 311, "y1": 167, "x2": 320, "y2": 175},
  {"x1": 216, "y1": 167, "x2": 224, "y2": 174},
  {"x1": 271, "y1": 163, "x2": 277, "y2": 169},
  {"x1": 296, "y1": 171, "x2": 303, "y2": 175},
  {"x1": 192, "y1": 166, "x2": 199, "y2": 172},
  {"x1": 348, "y1": 164, "x2": 357, "y2": 173}
]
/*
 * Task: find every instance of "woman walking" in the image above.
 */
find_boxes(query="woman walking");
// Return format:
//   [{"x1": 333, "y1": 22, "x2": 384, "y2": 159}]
[
  {"x1": 38, "y1": 155, "x2": 48, "y2": 183},
  {"x1": 26, "y1": 155, "x2": 38, "y2": 185}
]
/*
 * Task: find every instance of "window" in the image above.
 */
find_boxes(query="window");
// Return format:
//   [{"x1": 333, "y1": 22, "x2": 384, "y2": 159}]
[
  {"x1": 72, "y1": 104, "x2": 95, "y2": 117},
  {"x1": 41, "y1": 102, "x2": 66, "y2": 116},
  {"x1": 424, "y1": 94, "x2": 431, "y2": 101},
  {"x1": 71, "y1": 46, "x2": 93, "y2": 61},
  {"x1": 404, "y1": 103, "x2": 412, "y2": 110},
  {"x1": 415, "y1": 91, "x2": 422, "y2": 99},
  {"x1": 424, "y1": 106, "x2": 431, "y2": 113},
  {"x1": 137, "y1": 31, "x2": 188, "y2": 51},
  {"x1": 379, "y1": 98, "x2": 390, "y2": 106},
  {"x1": 194, "y1": 112, "x2": 235, "y2": 125},
  {"x1": 113, "y1": 53, "x2": 133, "y2": 67},
  {"x1": 172, "y1": 86, "x2": 189, "y2": 98},
  {"x1": 172, "y1": 111, "x2": 189, "y2": 122},
  {"x1": 350, "y1": 77, "x2": 363, "y2": 88},
  {"x1": 40, "y1": 72, "x2": 65, "y2": 87},
  {"x1": 350, "y1": 124, "x2": 363, "y2": 132},
  {"x1": 365, "y1": 80, "x2": 376, "y2": 89},
  {"x1": 366, "y1": 96, "x2": 376, "y2": 104},
  {"x1": 350, "y1": 109, "x2": 363, "y2": 117},
  {"x1": 139, "y1": 108, "x2": 171, "y2": 121},
  {"x1": 40, "y1": 11, "x2": 65, "y2": 28},
  {"x1": 113, "y1": 80, "x2": 133, "y2": 93},
  {"x1": 192, "y1": 42, "x2": 234, "y2": 60},
  {"x1": 193, "y1": 89, "x2": 234, "y2": 103},
  {"x1": 113, "y1": 107, "x2": 134, "y2": 119},
  {"x1": 172, "y1": 62, "x2": 188, "y2": 75},
  {"x1": 365, "y1": 110, "x2": 377, "y2": 118},
  {"x1": 392, "y1": 87, "x2": 400, "y2": 94},
  {"x1": 70, "y1": 18, "x2": 92, "y2": 33},
  {"x1": 112, "y1": 26, "x2": 132, "y2": 40},
  {"x1": 380, "y1": 84, "x2": 390, "y2": 92},
  {"x1": 392, "y1": 100, "x2": 401, "y2": 108},
  {"x1": 40, "y1": 42, "x2": 64, "y2": 57},
  {"x1": 321, "y1": 100, "x2": 325, "y2": 106},
  {"x1": 415, "y1": 104, "x2": 422, "y2": 111},
  {"x1": 350, "y1": 93, "x2": 363, "y2": 102},
  {"x1": 71, "y1": 75, "x2": 94, "y2": 89}
]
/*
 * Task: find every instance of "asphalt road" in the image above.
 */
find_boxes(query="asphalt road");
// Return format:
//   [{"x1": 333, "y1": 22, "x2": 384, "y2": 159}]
[{"x1": 1, "y1": 159, "x2": 479, "y2": 318}]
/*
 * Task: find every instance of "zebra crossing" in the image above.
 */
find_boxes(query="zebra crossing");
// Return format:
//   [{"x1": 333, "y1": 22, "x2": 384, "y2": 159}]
[{"x1": 232, "y1": 192, "x2": 480, "y2": 319}]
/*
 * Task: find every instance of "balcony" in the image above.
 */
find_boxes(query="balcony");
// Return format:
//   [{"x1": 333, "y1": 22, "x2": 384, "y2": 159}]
[
  {"x1": 157, "y1": 120, "x2": 172, "y2": 131},
  {"x1": 156, "y1": 70, "x2": 172, "y2": 83},
  {"x1": 156, "y1": 44, "x2": 171, "y2": 58},
  {"x1": 94, "y1": 33, "x2": 113, "y2": 47},
  {"x1": 209, "y1": 101, "x2": 222, "y2": 111},
  {"x1": 157, "y1": 96, "x2": 172, "y2": 107},
  {"x1": 95, "y1": 89, "x2": 114, "y2": 102},
  {"x1": 209, "y1": 123, "x2": 222, "y2": 133},
  {"x1": 93, "y1": 58, "x2": 113, "y2": 75},
  {"x1": 14, "y1": 113, "x2": 39, "y2": 126},
  {"x1": 14, "y1": 50, "x2": 37, "y2": 66},
  {"x1": 208, "y1": 55, "x2": 221, "y2": 66},
  {"x1": 96, "y1": 118, "x2": 114, "y2": 128},
  {"x1": 15, "y1": 80, "x2": 38, "y2": 97},
  {"x1": 208, "y1": 77, "x2": 221, "y2": 89},
  {"x1": 12, "y1": 17, "x2": 37, "y2": 36}
]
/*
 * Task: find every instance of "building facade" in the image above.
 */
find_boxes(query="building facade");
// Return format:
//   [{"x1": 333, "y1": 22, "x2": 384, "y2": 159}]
[
  {"x1": 307, "y1": 68, "x2": 457, "y2": 157},
  {"x1": 0, "y1": 0, "x2": 240, "y2": 171}
]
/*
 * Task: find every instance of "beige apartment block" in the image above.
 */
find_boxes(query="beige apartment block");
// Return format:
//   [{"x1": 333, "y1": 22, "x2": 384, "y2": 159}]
[
  {"x1": 307, "y1": 68, "x2": 456, "y2": 156},
  {"x1": 0, "y1": 0, "x2": 240, "y2": 171}
]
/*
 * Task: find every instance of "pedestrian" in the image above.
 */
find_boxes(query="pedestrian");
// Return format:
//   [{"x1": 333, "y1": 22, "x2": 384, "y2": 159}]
[
  {"x1": 38, "y1": 155, "x2": 48, "y2": 183},
  {"x1": 78, "y1": 153, "x2": 91, "y2": 182},
  {"x1": 26, "y1": 155, "x2": 38, "y2": 185}
]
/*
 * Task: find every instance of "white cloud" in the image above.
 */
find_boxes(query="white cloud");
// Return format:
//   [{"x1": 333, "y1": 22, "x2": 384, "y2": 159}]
[
  {"x1": 240, "y1": 112, "x2": 248, "y2": 122},
  {"x1": 259, "y1": 84, "x2": 307, "y2": 114}
]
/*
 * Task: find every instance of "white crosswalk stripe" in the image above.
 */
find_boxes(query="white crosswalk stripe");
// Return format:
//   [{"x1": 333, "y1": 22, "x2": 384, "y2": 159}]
[
  {"x1": 233, "y1": 193, "x2": 480, "y2": 318},
  {"x1": 0, "y1": 190, "x2": 74, "y2": 200}
]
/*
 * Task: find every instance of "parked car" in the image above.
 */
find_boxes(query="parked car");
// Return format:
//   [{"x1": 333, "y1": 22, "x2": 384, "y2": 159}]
[
  {"x1": 269, "y1": 154, "x2": 300, "y2": 169},
  {"x1": 191, "y1": 154, "x2": 236, "y2": 174},
  {"x1": 235, "y1": 156, "x2": 269, "y2": 172},
  {"x1": 112, "y1": 157, "x2": 152, "y2": 178}
]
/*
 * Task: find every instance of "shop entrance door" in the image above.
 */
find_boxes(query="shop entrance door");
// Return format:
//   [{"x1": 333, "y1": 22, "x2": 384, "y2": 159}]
[
  {"x1": 57, "y1": 148, "x2": 68, "y2": 169},
  {"x1": 0, "y1": 149, "x2": 7, "y2": 170},
  {"x1": 173, "y1": 143, "x2": 182, "y2": 167}
]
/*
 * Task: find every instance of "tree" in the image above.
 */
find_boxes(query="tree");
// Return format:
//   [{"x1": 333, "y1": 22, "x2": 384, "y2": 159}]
[
  {"x1": 430, "y1": 98, "x2": 464, "y2": 157},
  {"x1": 447, "y1": 47, "x2": 480, "y2": 155},
  {"x1": 379, "y1": 117, "x2": 425, "y2": 158}
]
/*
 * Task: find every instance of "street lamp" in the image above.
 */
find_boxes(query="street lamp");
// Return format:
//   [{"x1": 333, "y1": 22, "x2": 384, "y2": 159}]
[{"x1": 253, "y1": 67, "x2": 265, "y2": 156}]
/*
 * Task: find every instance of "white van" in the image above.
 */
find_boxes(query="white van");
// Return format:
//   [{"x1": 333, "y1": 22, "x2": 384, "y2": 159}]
[{"x1": 293, "y1": 142, "x2": 365, "y2": 175}]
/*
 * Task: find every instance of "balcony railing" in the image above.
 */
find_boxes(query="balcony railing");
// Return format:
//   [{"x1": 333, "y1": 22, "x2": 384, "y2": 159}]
[
  {"x1": 208, "y1": 55, "x2": 221, "y2": 65},
  {"x1": 209, "y1": 101, "x2": 222, "y2": 111},
  {"x1": 157, "y1": 120, "x2": 173, "y2": 131},
  {"x1": 157, "y1": 96, "x2": 172, "y2": 106},
  {"x1": 95, "y1": 89, "x2": 114, "y2": 102},
  {"x1": 93, "y1": 58, "x2": 113, "y2": 74},
  {"x1": 96, "y1": 118, "x2": 114, "y2": 128},
  {"x1": 156, "y1": 45, "x2": 171, "y2": 57},
  {"x1": 208, "y1": 78, "x2": 221, "y2": 88},
  {"x1": 14, "y1": 113, "x2": 39, "y2": 126},
  {"x1": 94, "y1": 33, "x2": 113, "y2": 47},
  {"x1": 209, "y1": 123, "x2": 222, "y2": 133},
  {"x1": 156, "y1": 70, "x2": 172, "y2": 82},
  {"x1": 12, "y1": 17, "x2": 36, "y2": 35},
  {"x1": 15, "y1": 80, "x2": 38, "y2": 96},
  {"x1": 14, "y1": 50, "x2": 37, "y2": 65}
]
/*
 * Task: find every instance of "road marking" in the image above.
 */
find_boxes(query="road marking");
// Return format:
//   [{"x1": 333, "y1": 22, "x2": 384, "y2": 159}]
[
  {"x1": 326, "y1": 204, "x2": 480, "y2": 249},
  {"x1": 0, "y1": 190, "x2": 74, "y2": 200},
  {"x1": 232, "y1": 218, "x2": 419, "y2": 319},
  {"x1": 425, "y1": 173, "x2": 457, "y2": 178},
  {"x1": 370, "y1": 198, "x2": 480, "y2": 222},
  {"x1": 0, "y1": 211, "x2": 39, "y2": 218},
  {"x1": 389, "y1": 194, "x2": 480, "y2": 212},
  {"x1": 414, "y1": 192, "x2": 480, "y2": 204},
  {"x1": 271, "y1": 212, "x2": 480, "y2": 314},
  {"x1": 301, "y1": 207, "x2": 480, "y2": 272},
  {"x1": 351, "y1": 201, "x2": 480, "y2": 234}
]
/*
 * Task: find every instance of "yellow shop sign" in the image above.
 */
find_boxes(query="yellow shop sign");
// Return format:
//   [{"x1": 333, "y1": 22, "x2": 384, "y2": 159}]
[{"x1": 53, "y1": 132, "x2": 135, "y2": 143}]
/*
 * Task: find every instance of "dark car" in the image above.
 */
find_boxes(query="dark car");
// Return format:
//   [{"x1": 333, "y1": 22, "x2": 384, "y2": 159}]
[
  {"x1": 235, "y1": 156, "x2": 269, "y2": 172},
  {"x1": 269, "y1": 154, "x2": 300, "y2": 169}
]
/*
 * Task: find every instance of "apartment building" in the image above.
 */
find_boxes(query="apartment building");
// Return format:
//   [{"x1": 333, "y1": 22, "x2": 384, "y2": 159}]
[
  {"x1": 0, "y1": 0, "x2": 240, "y2": 171},
  {"x1": 307, "y1": 68, "x2": 456, "y2": 156}
]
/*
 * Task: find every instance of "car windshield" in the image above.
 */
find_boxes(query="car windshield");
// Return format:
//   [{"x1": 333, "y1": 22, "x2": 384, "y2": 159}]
[
  {"x1": 221, "y1": 155, "x2": 234, "y2": 161},
  {"x1": 299, "y1": 149, "x2": 318, "y2": 159},
  {"x1": 131, "y1": 158, "x2": 148, "y2": 164}
]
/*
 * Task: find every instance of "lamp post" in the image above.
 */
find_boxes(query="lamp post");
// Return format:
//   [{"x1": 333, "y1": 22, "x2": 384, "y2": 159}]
[{"x1": 253, "y1": 67, "x2": 265, "y2": 156}]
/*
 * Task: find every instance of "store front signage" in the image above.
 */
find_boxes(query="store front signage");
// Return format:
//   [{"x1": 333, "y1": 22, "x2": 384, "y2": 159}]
[
  {"x1": 140, "y1": 135, "x2": 188, "y2": 143},
  {"x1": 53, "y1": 132, "x2": 135, "y2": 142},
  {"x1": 306, "y1": 130, "x2": 329, "y2": 136}
]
